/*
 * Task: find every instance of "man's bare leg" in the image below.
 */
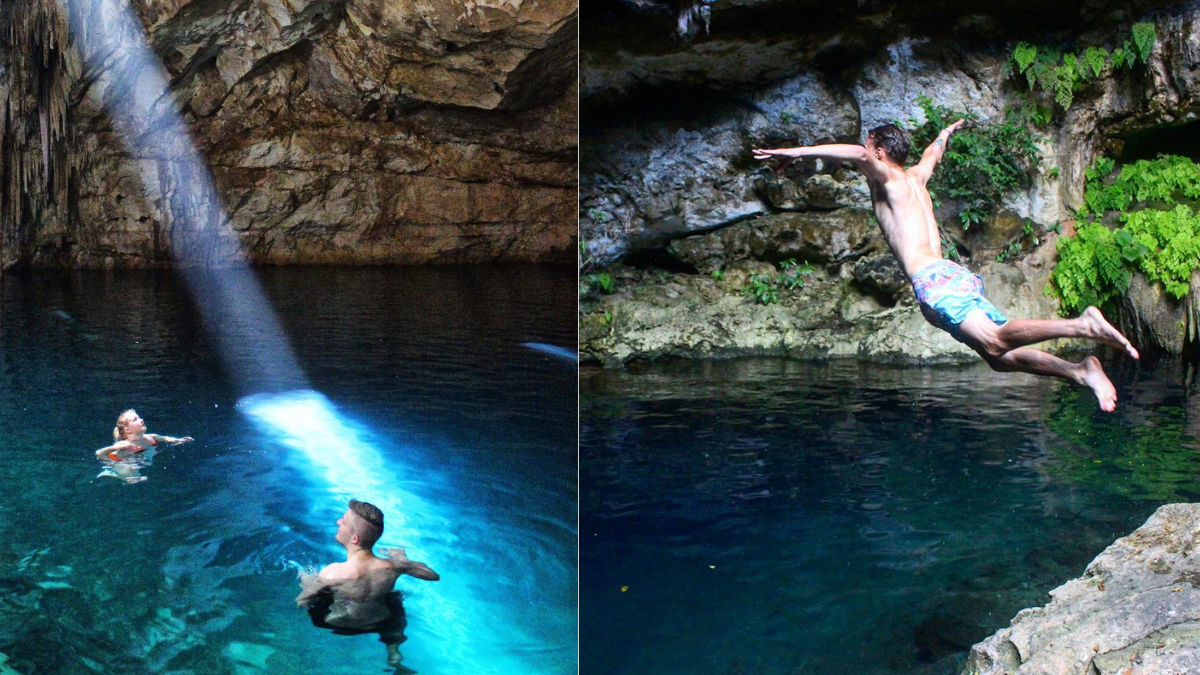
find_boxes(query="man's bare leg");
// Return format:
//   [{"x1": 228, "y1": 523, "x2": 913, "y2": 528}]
[
  {"x1": 985, "y1": 347, "x2": 1118, "y2": 411},
  {"x1": 989, "y1": 307, "x2": 1139, "y2": 359},
  {"x1": 957, "y1": 314, "x2": 1124, "y2": 411}
]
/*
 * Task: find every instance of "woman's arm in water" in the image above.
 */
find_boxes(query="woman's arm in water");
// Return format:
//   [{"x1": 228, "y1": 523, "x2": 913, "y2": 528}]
[
  {"x1": 94, "y1": 441, "x2": 132, "y2": 457},
  {"x1": 148, "y1": 433, "x2": 194, "y2": 445}
]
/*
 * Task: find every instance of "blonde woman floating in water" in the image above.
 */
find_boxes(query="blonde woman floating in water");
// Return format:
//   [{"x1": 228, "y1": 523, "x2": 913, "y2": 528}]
[
  {"x1": 94, "y1": 409, "x2": 193, "y2": 483},
  {"x1": 754, "y1": 121, "x2": 1139, "y2": 411}
]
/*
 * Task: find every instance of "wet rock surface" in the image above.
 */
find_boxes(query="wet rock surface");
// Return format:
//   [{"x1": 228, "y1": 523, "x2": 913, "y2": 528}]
[
  {"x1": 580, "y1": 249, "x2": 1079, "y2": 365},
  {"x1": 964, "y1": 503, "x2": 1200, "y2": 675}
]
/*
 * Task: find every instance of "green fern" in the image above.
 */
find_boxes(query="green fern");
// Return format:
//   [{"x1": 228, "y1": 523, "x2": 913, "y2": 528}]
[
  {"x1": 1054, "y1": 63, "x2": 1075, "y2": 108},
  {"x1": 1111, "y1": 47, "x2": 1128, "y2": 69},
  {"x1": 1052, "y1": 156, "x2": 1200, "y2": 312},
  {"x1": 1132, "y1": 22, "x2": 1157, "y2": 63},
  {"x1": 1014, "y1": 43, "x2": 1038, "y2": 72},
  {"x1": 1009, "y1": 24, "x2": 1157, "y2": 110},
  {"x1": 1084, "y1": 46, "x2": 1108, "y2": 78}
]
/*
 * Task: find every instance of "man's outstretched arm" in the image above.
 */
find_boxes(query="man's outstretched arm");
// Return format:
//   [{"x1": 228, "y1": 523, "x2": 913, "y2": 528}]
[
  {"x1": 753, "y1": 143, "x2": 888, "y2": 181},
  {"x1": 909, "y1": 119, "x2": 965, "y2": 184},
  {"x1": 382, "y1": 548, "x2": 440, "y2": 581}
]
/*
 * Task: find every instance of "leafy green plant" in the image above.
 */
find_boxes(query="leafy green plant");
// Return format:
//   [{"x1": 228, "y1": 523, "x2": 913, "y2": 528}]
[
  {"x1": 1122, "y1": 206, "x2": 1200, "y2": 298},
  {"x1": 1083, "y1": 46, "x2": 1108, "y2": 78},
  {"x1": 1050, "y1": 154, "x2": 1200, "y2": 313},
  {"x1": 584, "y1": 272, "x2": 615, "y2": 294},
  {"x1": 778, "y1": 111, "x2": 797, "y2": 124},
  {"x1": 1024, "y1": 219, "x2": 1040, "y2": 246},
  {"x1": 1008, "y1": 22, "x2": 1157, "y2": 110},
  {"x1": 1080, "y1": 155, "x2": 1200, "y2": 217},
  {"x1": 908, "y1": 96, "x2": 1042, "y2": 229},
  {"x1": 997, "y1": 221, "x2": 1044, "y2": 262},
  {"x1": 1051, "y1": 221, "x2": 1135, "y2": 311},
  {"x1": 996, "y1": 242, "x2": 1023, "y2": 262},
  {"x1": 940, "y1": 233, "x2": 962, "y2": 262},
  {"x1": 1133, "y1": 22, "x2": 1158, "y2": 63},
  {"x1": 742, "y1": 259, "x2": 815, "y2": 305},
  {"x1": 744, "y1": 274, "x2": 779, "y2": 305},
  {"x1": 711, "y1": 268, "x2": 725, "y2": 280},
  {"x1": 587, "y1": 209, "x2": 613, "y2": 224},
  {"x1": 778, "y1": 258, "x2": 814, "y2": 289}
]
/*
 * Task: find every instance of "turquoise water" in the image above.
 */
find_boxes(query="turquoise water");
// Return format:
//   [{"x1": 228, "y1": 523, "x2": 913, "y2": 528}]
[
  {"x1": 581, "y1": 356, "x2": 1200, "y2": 675},
  {"x1": 0, "y1": 267, "x2": 576, "y2": 675}
]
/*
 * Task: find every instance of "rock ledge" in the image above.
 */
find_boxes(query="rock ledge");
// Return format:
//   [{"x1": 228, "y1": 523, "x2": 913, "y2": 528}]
[{"x1": 965, "y1": 503, "x2": 1200, "y2": 675}]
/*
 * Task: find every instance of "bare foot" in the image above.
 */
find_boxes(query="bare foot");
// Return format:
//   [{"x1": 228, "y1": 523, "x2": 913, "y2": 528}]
[
  {"x1": 1080, "y1": 355, "x2": 1118, "y2": 412},
  {"x1": 1081, "y1": 307, "x2": 1140, "y2": 359}
]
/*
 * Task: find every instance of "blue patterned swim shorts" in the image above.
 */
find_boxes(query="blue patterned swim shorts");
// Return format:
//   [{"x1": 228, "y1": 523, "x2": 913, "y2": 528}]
[{"x1": 910, "y1": 259, "x2": 1008, "y2": 342}]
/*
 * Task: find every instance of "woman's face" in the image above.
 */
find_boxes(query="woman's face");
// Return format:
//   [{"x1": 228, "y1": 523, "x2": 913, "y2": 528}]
[{"x1": 122, "y1": 412, "x2": 147, "y2": 436}]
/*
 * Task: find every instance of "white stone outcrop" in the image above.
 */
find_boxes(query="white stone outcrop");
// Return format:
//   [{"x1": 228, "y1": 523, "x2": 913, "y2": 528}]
[{"x1": 964, "y1": 503, "x2": 1200, "y2": 675}]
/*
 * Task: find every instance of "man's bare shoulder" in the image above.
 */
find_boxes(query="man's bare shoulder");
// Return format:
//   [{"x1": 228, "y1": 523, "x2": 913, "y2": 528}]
[
  {"x1": 902, "y1": 164, "x2": 935, "y2": 185},
  {"x1": 318, "y1": 562, "x2": 354, "y2": 581},
  {"x1": 364, "y1": 555, "x2": 399, "y2": 574},
  {"x1": 864, "y1": 163, "x2": 906, "y2": 190}
]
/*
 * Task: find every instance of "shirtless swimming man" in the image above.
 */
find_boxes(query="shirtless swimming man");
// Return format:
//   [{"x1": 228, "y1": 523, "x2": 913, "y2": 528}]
[
  {"x1": 753, "y1": 120, "x2": 1139, "y2": 411},
  {"x1": 297, "y1": 500, "x2": 439, "y2": 672}
]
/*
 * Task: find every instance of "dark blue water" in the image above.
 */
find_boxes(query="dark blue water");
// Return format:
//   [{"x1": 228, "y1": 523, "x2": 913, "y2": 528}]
[
  {"x1": 580, "y1": 356, "x2": 1200, "y2": 675},
  {"x1": 0, "y1": 266, "x2": 576, "y2": 675}
]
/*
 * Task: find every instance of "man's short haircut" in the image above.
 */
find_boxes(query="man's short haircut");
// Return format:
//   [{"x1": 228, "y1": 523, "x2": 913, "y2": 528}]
[
  {"x1": 349, "y1": 499, "x2": 384, "y2": 548},
  {"x1": 867, "y1": 123, "x2": 911, "y2": 165}
]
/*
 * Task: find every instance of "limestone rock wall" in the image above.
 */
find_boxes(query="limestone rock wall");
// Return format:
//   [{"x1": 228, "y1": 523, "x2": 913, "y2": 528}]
[{"x1": 0, "y1": 0, "x2": 577, "y2": 269}]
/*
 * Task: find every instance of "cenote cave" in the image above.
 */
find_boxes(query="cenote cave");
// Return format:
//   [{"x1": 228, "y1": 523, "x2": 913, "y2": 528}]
[{"x1": 0, "y1": 1, "x2": 578, "y2": 674}]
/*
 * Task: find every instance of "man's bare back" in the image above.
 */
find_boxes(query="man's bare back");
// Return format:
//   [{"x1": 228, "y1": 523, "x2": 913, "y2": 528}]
[
  {"x1": 754, "y1": 119, "x2": 1139, "y2": 411},
  {"x1": 300, "y1": 548, "x2": 436, "y2": 627}
]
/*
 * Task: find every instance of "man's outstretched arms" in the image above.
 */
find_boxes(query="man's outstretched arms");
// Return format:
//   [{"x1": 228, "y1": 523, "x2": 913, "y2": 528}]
[
  {"x1": 909, "y1": 119, "x2": 965, "y2": 184},
  {"x1": 753, "y1": 143, "x2": 889, "y2": 181}
]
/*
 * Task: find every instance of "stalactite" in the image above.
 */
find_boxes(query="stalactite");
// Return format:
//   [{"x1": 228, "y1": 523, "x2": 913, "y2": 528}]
[
  {"x1": 675, "y1": 0, "x2": 712, "y2": 40},
  {"x1": 1187, "y1": 270, "x2": 1200, "y2": 350},
  {"x1": 0, "y1": 0, "x2": 82, "y2": 268}
]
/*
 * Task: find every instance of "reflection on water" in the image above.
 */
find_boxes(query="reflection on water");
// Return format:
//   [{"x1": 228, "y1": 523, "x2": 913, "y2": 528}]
[
  {"x1": 581, "y1": 356, "x2": 1200, "y2": 675},
  {"x1": 0, "y1": 267, "x2": 576, "y2": 675}
]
